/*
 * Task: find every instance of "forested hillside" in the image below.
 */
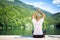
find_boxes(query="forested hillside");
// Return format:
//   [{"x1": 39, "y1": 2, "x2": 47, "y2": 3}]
[
  {"x1": 0, "y1": 0, "x2": 34, "y2": 35},
  {"x1": 0, "y1": 0, "x2": 60, "y2": 35},
  {"x1": 52, "y1": 12, "x2": 60, "y2": 23}
]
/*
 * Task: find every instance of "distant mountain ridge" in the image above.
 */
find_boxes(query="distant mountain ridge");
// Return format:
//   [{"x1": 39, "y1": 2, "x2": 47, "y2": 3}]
[
  {"x1": 0, "y1": 0, "x2": 60, "y2": 27},
  {"x1": 52, "y1": 12, "x2": 60, "y2": 23},
  {"x1": 0, "y1": 0, "x2": 60, "y2": 35},
  {"x1": 7, "y1": 0, "x2": 52, "y2": 16}
]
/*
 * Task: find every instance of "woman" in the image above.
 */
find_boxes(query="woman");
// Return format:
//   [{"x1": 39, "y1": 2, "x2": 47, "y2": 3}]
[{"x1": 32, "y1": 8, "x2": 46, "y2": 38}]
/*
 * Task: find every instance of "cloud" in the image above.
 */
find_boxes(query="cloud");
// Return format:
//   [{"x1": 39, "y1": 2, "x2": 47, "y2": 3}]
[
  {"x1": 53, "y1": 0, "x2": 60, "y2": 7},
  {"x1": 25, "y1": 2, "x2": 46, "y2": 7},
  {"x1": 25, "y1": 2, "x2": 54, "y2": 13},
  {"x1": 57, "y1": 5, "x2": 60, "y2": 7},
  {"x1": 53, "y1": 0, "x2": 60, "y2": 4},
  {"x1": 25, "y1": 2, "x2": 55, "y2": 13}
]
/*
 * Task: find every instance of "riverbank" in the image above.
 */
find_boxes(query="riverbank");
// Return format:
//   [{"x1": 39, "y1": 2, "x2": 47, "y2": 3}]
[{"x1": 0, "y1": 35, "x2": 60, "y2": 40}]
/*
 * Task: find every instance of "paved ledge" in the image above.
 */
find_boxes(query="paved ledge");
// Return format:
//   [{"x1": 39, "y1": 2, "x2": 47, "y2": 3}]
[{"x1": 0, "y1": 35, "x2": 60, "y2": 40}]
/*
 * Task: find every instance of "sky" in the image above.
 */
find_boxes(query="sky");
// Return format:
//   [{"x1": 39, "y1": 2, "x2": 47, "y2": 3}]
[{"x1": 20, "y1": 0, "x2": 60, "y2": 14}]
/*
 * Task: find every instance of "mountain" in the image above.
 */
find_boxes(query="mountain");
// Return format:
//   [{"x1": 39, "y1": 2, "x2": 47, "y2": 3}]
[
  {"x1": 52, "y1": 12, "x2": 60, "y2": 24},
  {"x1": 0, "y1": 0, "x2": 33, "y2": 27},
  {"x1": 0, "y1": 0, "x2": 57, "y2": 31},
  {"x1": 0, "y1": 0, "x2": 54, "y2": 27},
  {"x1": 0, "y1": 0, "x2": 60, "y2": 35},
  {"x1": 7, "y1": 0, "x2": 36, "y2": 11},
  {"x1": 7, "y1": 0, "x2": 52, "y2": 15}
]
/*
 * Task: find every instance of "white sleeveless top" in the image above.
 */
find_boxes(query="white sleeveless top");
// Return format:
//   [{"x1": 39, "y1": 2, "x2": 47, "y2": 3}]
[{"x1": 32, "y1": 18, "x2": 44, "y2": 35}]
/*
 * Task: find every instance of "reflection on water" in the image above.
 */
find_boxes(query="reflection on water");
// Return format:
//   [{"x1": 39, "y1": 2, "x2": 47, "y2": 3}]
[
  {"x1": 45, "y1": 25, "x2": 60, "y2": 35},
  {"x1": 0, "y1": 25, "x2": 60, "y2": 35}
]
